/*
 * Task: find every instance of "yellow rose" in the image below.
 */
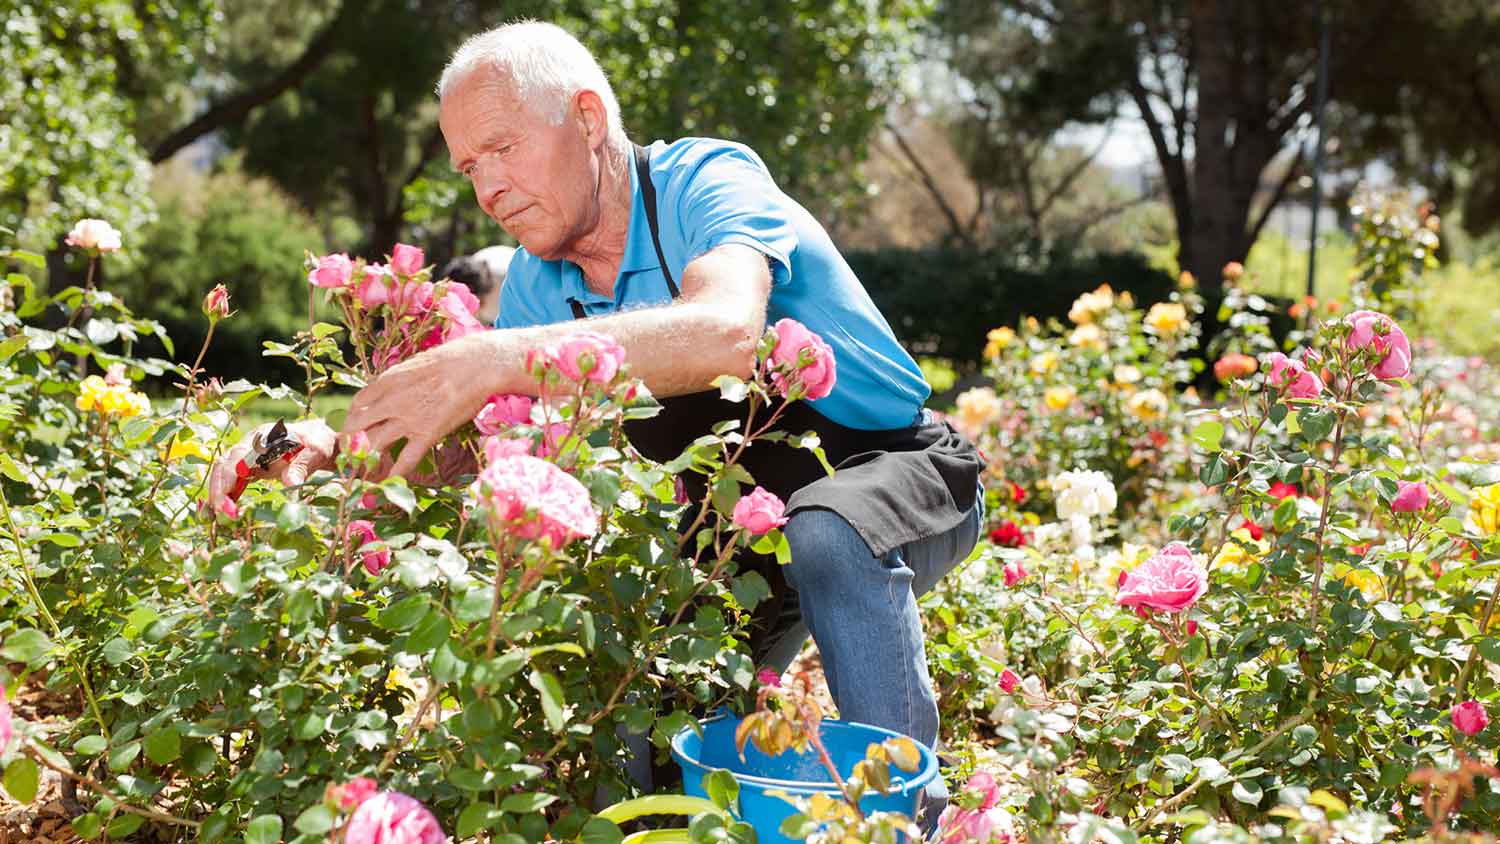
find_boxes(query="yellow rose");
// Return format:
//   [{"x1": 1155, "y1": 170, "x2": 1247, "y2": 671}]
[
  {"x1": 1044, "y1": 385, "x2": 1076, "y2": 410},
  {"x1": 1146, "y1": 302, "x2": 1188, "y2": 335},
  {"x1": 1213, "y1": 528, "x2": 1268, "y2": 569},
  {"x1": 168, "y1": 438, "x2": 211, "y2": 462},
  {"x1": 1334, "y1": 564, "x2": 1384, "y2": 600},
  {"x1": 984, "y1": 326, "x2": 1016, "y2": 357},
  {"x1": 1030, "y1": 351, "x2": 1059, "y2": 375},
  {"x1": 76, "y1": 375, "x2": 110, "y2": 412},
  {"x1": 1468, "y1": 483, "x2": 1500, "y2": 536},
  {"x1": 1068, "y1": 323, "x2": 1106, "y2": 351},
  {"x1": 76, "y1": 375, "x2": 150, "y2": 417},
  {"x1": 1125, "y1": 388, "x2": 1169, "y2": 422},
  {"x1": 954, "y1": 387, "x2": 1001, "y2": 432},
  {"x1": 1068, "y1": 284, "x2": 1115, "y2": 324}
]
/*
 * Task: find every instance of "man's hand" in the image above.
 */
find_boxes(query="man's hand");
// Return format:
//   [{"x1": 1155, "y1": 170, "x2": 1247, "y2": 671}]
[
  {"x1": 206, "y1": 418, "x2": 340, "y2": 510},
  {"x1": 343, "y1": 334, "x2": 502, "y2": 479}
]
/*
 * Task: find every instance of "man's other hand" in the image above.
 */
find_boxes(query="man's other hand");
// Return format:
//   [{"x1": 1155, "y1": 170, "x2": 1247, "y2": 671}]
[{"x1": 206, "y1": 418, "x2": 340, "y2": 510}]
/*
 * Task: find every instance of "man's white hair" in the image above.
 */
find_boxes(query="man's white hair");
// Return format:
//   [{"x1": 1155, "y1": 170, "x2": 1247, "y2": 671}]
[{"x1": 437, "y1": 21, "x2": 624, "y2": 137}]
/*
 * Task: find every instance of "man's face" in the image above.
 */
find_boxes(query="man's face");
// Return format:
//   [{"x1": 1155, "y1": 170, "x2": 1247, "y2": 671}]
[{"x1": 440, "y1": 68, "x2": 602, "y2": 261}]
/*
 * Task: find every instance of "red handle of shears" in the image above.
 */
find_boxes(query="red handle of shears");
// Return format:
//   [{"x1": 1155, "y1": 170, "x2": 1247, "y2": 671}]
[{"x1": 225, "y1": 443, "x2": 305, "y2": 502}]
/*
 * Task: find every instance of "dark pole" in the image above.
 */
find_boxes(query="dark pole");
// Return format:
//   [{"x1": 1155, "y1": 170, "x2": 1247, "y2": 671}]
[{"x1": 1306, "y1": 5, "x2": 1331, "y2": 300}]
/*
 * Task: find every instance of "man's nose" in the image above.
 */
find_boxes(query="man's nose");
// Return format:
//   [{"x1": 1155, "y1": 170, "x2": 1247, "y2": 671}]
[{"x1": 472, "y1": 162, "x2": 508, "y2": 213}]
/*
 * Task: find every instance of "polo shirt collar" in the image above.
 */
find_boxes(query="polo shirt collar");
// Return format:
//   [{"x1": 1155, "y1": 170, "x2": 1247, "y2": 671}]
[{"x1": 562, "y1": 150, "x2": 654, "y2": 307}]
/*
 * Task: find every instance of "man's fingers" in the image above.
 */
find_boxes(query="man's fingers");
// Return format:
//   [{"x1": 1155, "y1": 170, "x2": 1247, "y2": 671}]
[{"x1": 388, "y1": 434, "x2": 434, "y2": 480}]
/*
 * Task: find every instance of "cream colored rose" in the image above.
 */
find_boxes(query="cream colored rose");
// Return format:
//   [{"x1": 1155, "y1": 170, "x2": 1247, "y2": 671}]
[
  {"x1": 1125, "y1": 388, "x2": 1169, "y2": 422},
  {"x1": 954, "y1": 386, "x2": 1001, "y2": 433},
  {"x1": 65, "y1": 218, "x2": 123, "y2": 253}
]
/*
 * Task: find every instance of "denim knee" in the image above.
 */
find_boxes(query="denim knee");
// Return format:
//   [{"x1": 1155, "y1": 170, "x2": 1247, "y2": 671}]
[{"x1": 782, "y1": 508, "x2": 878, "y2": 592}]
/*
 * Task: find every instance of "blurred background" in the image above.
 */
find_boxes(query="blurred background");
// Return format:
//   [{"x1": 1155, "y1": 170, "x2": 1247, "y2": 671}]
[{"x1": 4, "y1": 0, "x2": 1499, "y2": 386}]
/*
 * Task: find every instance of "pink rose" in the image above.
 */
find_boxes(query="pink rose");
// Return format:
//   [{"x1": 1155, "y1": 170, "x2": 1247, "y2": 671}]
[
  {"x1": 104, "y1": 363, "x2": 129, "y2": 387},
  {"x1": 309, "y1": 253, "x2": 354, "y2": 289},
  {"x1": 769, "y1": 318, "x2": 837, "y2": 401},
  {"x1": 347, "y1": 520, "x2": 391, "y2": 576},
  {"x1": 482, "y1": 436, "x2": 532, "y2": 462},
  {"x1": 534, "y1": 423, "x2": 571, "y2": 459},
  {"x1": 343, "y1": 791, "x2": 446, "y2": 844},
  {"x1": 1265, "y1": 352, "x2": 1323, "y2": 399},
  {"x1": 966, "y1": 771, "x2": 999, "y2": 811},
  {"x1": 390, "y1": 243, "x2": 426, "y2": 278},
  {"x1": 65, "y1": 218, "x2": 122, "y2": 252},
  {"x1": 346, "y1": 430, "x2": 372, "y2": 457},
  {"x1": 732, "y1": 487, "x2": 788, "y2": 535},
  {"x1": 756, "y1": 668, "x2": 781, "y2": 688},
  {"x1": 1346, "y1": 310, "x2": 1411, "y2": 380},
  {"x1": 446, "y1": 281, "x2": 481, "y2": 316},
  {"x1": 1391, "y1": 480, "x2": 1429, "y2": 513},
  {"x1": 0, "y1": 683, "x2": 11, "y2": 756},
  {"x1": 937, "y1": 805, "x2": 1013, "y2": 844},
  {"x1": 547, "y1": 331, "x2": 626, "y2": 384},
  {"x1": 1002, "y1": 561, "x2": 1027, "y2": 587},
  {"x1": 1452, "y1": 700, "x2": 1489, "y2": 736},
  {"x1": 357, "y1": 266, "x2": 392, "y2": 307},
  {"x1": 389, "y1": 280, "x2": 435, "y2": 317},
  {"x1": 1116, "y1": 542, "x2": 1209, "y2": 613},
  {"x1": 998, "y1": 668, "x2": 1020, "y2": 694},
  {"x1": 474, "y1": 395, "x2": 534, "y2": 435},
  {"x1": 165, "y1": 539, "x2": 193, "y2": 559},
  {"x1": 326, "y1": 776, "x2": 379, "y2": 811},
  {"x1": 433, "y1": 292, "x2": 487, "y2": 344},
  {"x1": 360, "y1": 492, "x2": 380, "y2": 510},
  {"x1": 471, "y1": 454, "x2": 599, "y2": 547}
]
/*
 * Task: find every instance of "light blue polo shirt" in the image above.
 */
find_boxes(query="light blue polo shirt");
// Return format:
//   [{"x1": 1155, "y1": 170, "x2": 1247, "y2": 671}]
[{"x1": 495, "y1": 137, "x2": 930, "y2": 431}]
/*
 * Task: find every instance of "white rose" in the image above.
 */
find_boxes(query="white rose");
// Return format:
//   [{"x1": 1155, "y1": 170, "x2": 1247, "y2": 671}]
[{"x1": 65, "y1": 218, "x2": 123, "y2": 252}]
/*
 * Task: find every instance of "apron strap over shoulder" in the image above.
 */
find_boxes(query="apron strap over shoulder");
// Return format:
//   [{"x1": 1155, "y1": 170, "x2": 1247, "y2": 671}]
[{"x1": 632, "y1": 143, "x2": 681, "y2": 300}]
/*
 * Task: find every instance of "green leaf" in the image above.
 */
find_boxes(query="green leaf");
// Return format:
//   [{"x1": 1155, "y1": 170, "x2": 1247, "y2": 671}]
[
  {"x1": 402, "y1": 610, "x2": 452, "y2": 654},
  {"x1": 0, "y1": 453, "x2": 27, "y2": 484},
  {"x1": 294, "y1": 804, "x2": 336, "y2": 836},
  {"x1": 377, "y1": 595, "x2": 429, "y2": 631},
  {"x1": 580, "y1": 815, "x2": 625, "y2": 844},
  {"x1": 501, "y1": 792, "x2": 558, "y2": 813},
  {"x1": 108, "y1": 813, "x2": 145, "y2": 839},
  {"x1": 1, "y1": 629, "x2": 52, "y2": 664},
  {"x1": 1190, "y1": 420, "x2": 1224, "y2": 452},
  {"x1": 37, "y1": 532, "x2": 82, "y2": 547},
  {"x1": 713, "y1": 374, "x2": 748, "y2": 403},
  {"x1": 144, "y1": 726, "x2": 182, "y2": 765},
  {"x1": 730, "y1": 571, "x2": 771, "y2": 612},
  {"x1": 275, "y1": 501, "x2": 308, "y2": 532},
  {"x1": 457, "y1": 803, "x2": 498, "y2": 837},
  {"x1": 71, "y1": 812, "x2": 104, "y2": 839},
  {"x1": 1297, "y1": 408, "x2": 1336, "y2": 443},
  {"x1": 73, "y1": 735, "x2": 108, "y2": 756},
  {"x1": 704, "y1": 769, "x2": 740, "y2": 812},
  {"x1": 529, "y1": 669, "x2": 567, "y2": 732},
  {"x1": 1198, "y1": 454, "x2": 1229, "y2": 487},
  {"x1": 382, "y1": 481, "x2": 417, "y2": 514},
  {"x1": 2, "y1": 758, "x2": 39, "y2": 802},
  {"x1": 1161, "y1": 753, "x2": 1193, "y2": 781},
  {"x1": 244, "y1": 813, "x2": 283, "y2": 844},
  {"x1": 1232, "y1": 780, "x2": 1264, "y2": 805},
  {"x1": 1291, "y1": 724, "x2": 1318, "y2": 747},
  {"x1": 108, "y1": 740, "x2": 141, "y2": 772}
]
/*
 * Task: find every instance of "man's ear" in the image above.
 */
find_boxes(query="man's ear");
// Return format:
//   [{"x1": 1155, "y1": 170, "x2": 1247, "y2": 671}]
[{"x1": 573, "y1": 89, "x2": 610, "y2": 151}]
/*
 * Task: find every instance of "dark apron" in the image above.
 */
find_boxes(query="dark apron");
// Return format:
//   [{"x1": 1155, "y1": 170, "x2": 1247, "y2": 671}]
[{"x1": 569, "y1": 144, "x2": 985, "y2": 656}]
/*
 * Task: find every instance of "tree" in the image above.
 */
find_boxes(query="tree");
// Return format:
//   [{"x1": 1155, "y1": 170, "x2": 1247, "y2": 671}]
[{"x1": 994, "y1": 0, "x2": 1472, "y2": 300}]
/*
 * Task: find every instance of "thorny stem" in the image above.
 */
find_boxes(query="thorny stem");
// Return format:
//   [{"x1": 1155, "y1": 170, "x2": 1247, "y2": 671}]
[
  {"x1": 0, "y1": 483, "x2": 111, "y2": 741},
  {"x1": 379, "y1": 681, "x2": 444, "y2": 774},
  {"x1": 28, "y1": 746, "x2": 200, "y2": 829},
  {"x1": 1455, "y1": 570, "x2": 1500, "y2": 700},
  {"x1": 176, "y1": 322, "x2": 217, "y2": 420},
  {"x1": 1308, "y1": 378, "x2": 1356, "y2": 619}
]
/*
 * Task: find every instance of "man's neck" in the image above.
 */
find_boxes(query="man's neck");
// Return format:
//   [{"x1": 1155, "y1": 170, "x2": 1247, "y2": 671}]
[{"x1": 567, "y1": 140, "x2": 633, "y2": 298}]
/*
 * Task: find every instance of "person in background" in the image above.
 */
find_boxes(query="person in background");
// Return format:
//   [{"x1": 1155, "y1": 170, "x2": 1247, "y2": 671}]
[{"x1": 439, "y1": 244, "x2": 515, "y2": 325}]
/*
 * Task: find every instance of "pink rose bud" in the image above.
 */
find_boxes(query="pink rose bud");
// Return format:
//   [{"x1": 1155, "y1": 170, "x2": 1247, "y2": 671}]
[
  {"x1": 326, "y1": 776, "x2": 379, "y2": 812},
  {"x1": 0, "y1": 683, "x2": 10, "y2": 756},
  {"x1": 756, "y1": 668, "x2": 781, "y2": 688},
  {"x1": 202, "y1": 284, "x2": 231, "y2": 321},
  {"x1": 308, "y1": 252, "x2": 354, "y2": 288},
  {"x1": 1002, "y1": 560, "x2": 1028, "y2": 587},
  {"x1": 215, "y1": 498, "x2": 240, "y2": 520},
  {"x1": 732, "y1": 487, "x2": 789, "y2": 536},
  {"x1": 1346, "y1": 310, "x2": 1412, "y2": 380},
  {"x1": 1391, "y1": 480, "x2": 1429, "y2": 513},
  {"x1": 347, "y1": 430, "x2": 372, "y2": 457},
  {"x1": 347, "y1": 520, "x2": 390, "y2": 576},
  {"x1": 389, "y1": 243, "x2": 425, "y2": 278},
  {"x1": 1452, "y1": 700, "x2": 1489, "y2": 736},
  {"x1": 65, "y1": 218, "x2": 122, "y2": 252},
  {"x1": 165, "y1": 539, "x2": 193, "y2": 559},
  {"x1": 673, "y1": 475, "x2": 690, "y2": 505},
  {"x1": 1116, "y1": 543, "x2": 1209, "y2": 613},
  {"x1": 998, "y1": 669, "x2": 1020, "y2": 694},
  {"x1": 359, "y1": 492, "x2": 380, "y2": 510},
  {"x1": 104, "y1": 363, "x2": 129, "y2": 387},
  {"x1": 1117, "y1": 570, "x2": 1129, "y2": 587},
  {"x1": 547, "y1": 331, "x2": 627, "y2": 384},
  {"x1": 769, "y1": 318, "x2": 838, "y2": 400},
  {"x1": 1185, "y1": 620, "x2": 1199, "y2": 636},
  {"x1": 343, "y1": 792, "x2": 446, "y2": 844},
  {"x1": 474, "y1": 394, "x2": 534, "y2": 435},
  {"x1": 1265, "y1": 352, "x2": 1324, "y2": 399}
]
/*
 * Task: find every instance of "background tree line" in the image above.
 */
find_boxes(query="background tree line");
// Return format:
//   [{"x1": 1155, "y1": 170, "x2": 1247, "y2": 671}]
[{"x1": 3, "y1": 0, "x2": 1498, "y2": 379}]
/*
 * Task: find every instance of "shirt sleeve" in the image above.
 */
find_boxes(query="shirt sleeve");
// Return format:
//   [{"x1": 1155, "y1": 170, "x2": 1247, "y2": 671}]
[{"x1": 663, "y1": 142, "x2": 799, "y2": 287}]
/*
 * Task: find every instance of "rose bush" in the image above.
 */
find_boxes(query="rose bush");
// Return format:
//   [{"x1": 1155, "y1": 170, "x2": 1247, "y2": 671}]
[{"x1": 0, "y1": 227, "x2": 848, "y2": 843}]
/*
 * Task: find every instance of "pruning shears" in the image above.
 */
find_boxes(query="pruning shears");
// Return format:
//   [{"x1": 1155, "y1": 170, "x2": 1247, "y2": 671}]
[{"x1": 227, "y1": 419, "x2": 304, "y2": 502}]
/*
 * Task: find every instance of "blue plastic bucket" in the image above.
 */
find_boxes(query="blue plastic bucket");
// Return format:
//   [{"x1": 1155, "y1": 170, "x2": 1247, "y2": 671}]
[{"x1": 671, "y1": 713, "x2": 938, "y2": 844}]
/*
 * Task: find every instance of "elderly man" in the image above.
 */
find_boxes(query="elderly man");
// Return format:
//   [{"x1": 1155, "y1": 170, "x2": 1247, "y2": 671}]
[{"x1": 210, "y1": 20, "x2": 981, "y2": 771}]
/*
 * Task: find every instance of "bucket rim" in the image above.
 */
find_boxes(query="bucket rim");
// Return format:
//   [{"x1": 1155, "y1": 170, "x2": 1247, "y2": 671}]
[{"x1": 669, "y1": 711, "x2": 939, "y2": 794}]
